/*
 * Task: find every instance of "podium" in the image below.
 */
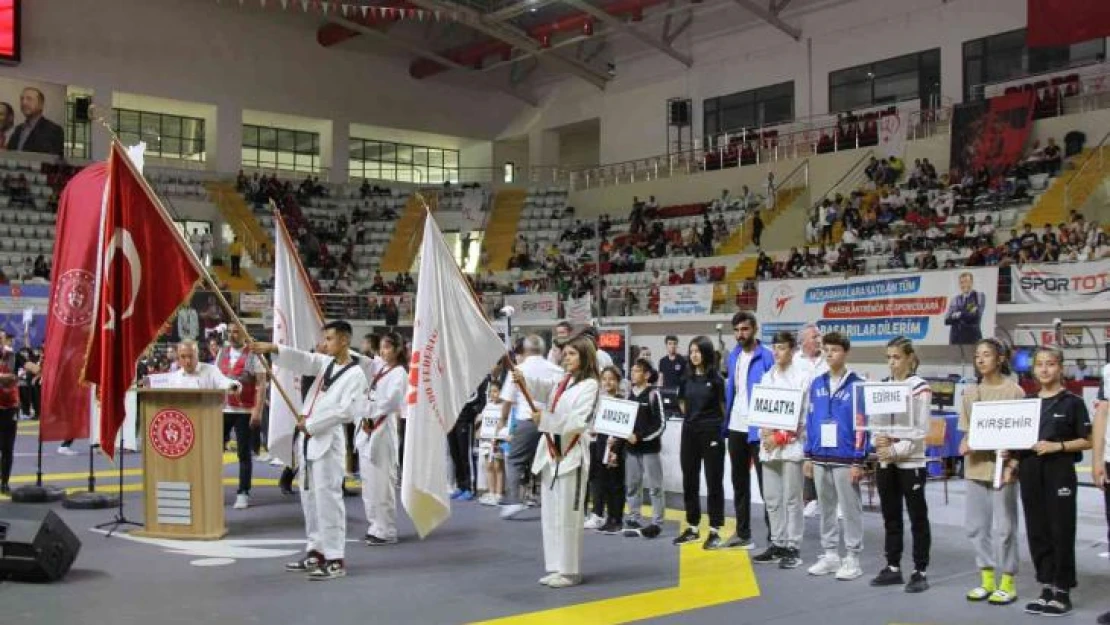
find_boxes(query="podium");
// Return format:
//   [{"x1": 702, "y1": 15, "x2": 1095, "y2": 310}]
[{"x1": 134, "y1": 389, "x2": 228, "y2": 540}]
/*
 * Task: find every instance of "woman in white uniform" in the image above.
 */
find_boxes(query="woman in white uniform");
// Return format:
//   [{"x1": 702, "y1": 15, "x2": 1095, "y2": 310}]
[
  {"x1": 356, "y1": 332, "x2": 407, "y2": 546},
  {"x1": 515, "y1": 334, "x2": 600, "y2": 589}
]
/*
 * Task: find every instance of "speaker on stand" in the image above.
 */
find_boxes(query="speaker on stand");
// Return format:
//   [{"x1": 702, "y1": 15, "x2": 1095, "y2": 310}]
[
  {"x1": 666, "y1": 97, "x2": 693, "y2": 158},
  {"x1": 74, "y1": 97, "x2": 91, "y2": 123}
]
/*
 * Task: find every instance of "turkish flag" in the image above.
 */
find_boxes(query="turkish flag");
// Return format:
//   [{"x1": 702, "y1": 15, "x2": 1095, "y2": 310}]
[
  {"x1": 40, "y1": 163, "x2": 108, "y2": 442},
  {"x1": 1027, "y1": 0, "x2": 1110, "y2": 47},
  {"x1": 82, "y1": 142, "x2": 201, "y2": 459}
]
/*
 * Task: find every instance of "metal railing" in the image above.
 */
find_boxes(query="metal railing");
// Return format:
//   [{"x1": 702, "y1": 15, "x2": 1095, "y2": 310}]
[{"x1": 1064, "y1": 129, "x2": 1110, "y2": 214}]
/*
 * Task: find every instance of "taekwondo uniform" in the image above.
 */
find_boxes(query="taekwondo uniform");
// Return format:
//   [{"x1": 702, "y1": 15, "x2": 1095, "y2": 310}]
[
  {"x1": 531, "y1": 373, "x2": 599, "y2": 587},
  {"x1": 276, "y1": 346, "x2": 369, "y2": 575},
  {"x1": 355, "y1": 363, "x2": 406, "y2": 544}
]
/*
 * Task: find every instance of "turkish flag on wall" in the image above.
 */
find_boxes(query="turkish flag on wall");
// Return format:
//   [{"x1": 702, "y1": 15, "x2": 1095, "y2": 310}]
[
  {"x1": 1027, "y1": 0, "x2": 1110, "y2": 47},
  {"x1": 82, "y1": 142, "x2": 201, "y2": 459},
  {"x1": 40, "y1": 163, "x2": 108, "y2": 442}
]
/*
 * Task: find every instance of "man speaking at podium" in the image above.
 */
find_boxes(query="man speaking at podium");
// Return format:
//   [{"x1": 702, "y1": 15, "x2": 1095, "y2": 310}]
[{"x1": 163, "y1": 340, "x2": 242, "y2": 393}]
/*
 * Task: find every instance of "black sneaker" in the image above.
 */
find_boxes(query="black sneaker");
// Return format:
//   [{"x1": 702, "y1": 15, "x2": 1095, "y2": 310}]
[
  {"x1": 1040, "y1": 591, "x2": 1071, "y2": 617},
  {"x1": 702, "y1": 531, "x2": 723, "y2": 551},
  {"x1": 307, "y1": 559, "x2": 346, "y2": 581},
  {"x1": 778, "y1": 548, "x2": 802, "y2": 569},
  {"x1": 622, "y1": 520, "x2": 643, "y2": 537},
  {"x1": 672, "y1": 527, "x2": 700, "y2": 545},
  {"x1": 640, "y1": 524, "x2": 662, "y2": 539},
  {"x1": 1096, "y1": 608, "x2": 1110, "y2": 624},
  {"x1": 1024, "y1": 587, "x2": 1054, "y2": 615},
  {"x1": 870, "y1": 566, "x2": 904, "y2": 587},
  {"x1": 905, "y1": 571, "x2": 929, "y2": 593},
  {"x1": 753, "y1": 546, "x2": 783, "y2": 564},
  {"x1": 0, "y1": 483, "x2": 9, "y2": 495},
  {"x1": 365, "y1": 534, "x2": 398, "y2": 546},
  {"x1": 285, "y1": 552, "x2": 323, "y2": 572},
  {"x1": 722, "y1": 534, "x2": 754, "y2": 550},
  {"x1": 599, "y1": 520, "x2": 623, "y2": 535}
]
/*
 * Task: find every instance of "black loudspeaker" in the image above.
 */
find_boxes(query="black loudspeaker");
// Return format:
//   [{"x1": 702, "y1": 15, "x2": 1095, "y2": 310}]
[
  {"x1": 74, "y1": 97, "x2": 91, "y2": 123},
  {"x1": 0, "y1": 509, "x2": 81, "y2": 582},
  {"x1": 668, "y1": 99, "x2": 691, "y2": 126}
]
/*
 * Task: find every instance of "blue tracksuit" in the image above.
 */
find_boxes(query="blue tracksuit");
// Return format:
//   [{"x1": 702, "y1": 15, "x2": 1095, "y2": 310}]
[
  {"x1": 804, "y1": 370, "x2": 868, "y2": 464},
  {"x1": 724, "y1": 341, "x2": 774, "y2": 441}
]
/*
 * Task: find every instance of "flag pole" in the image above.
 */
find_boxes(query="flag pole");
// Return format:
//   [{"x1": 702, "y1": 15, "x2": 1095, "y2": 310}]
[
  {"x1": 412, "y1": 191, "x2": 539, "y2": 414},
  {"x1": 106, "y1": 140, "x2": 300, "y2": 417}
]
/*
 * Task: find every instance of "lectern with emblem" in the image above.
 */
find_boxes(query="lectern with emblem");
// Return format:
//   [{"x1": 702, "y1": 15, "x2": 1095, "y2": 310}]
[{"x1": 134, "y1": 389, "x2": 228, "y2": 540}]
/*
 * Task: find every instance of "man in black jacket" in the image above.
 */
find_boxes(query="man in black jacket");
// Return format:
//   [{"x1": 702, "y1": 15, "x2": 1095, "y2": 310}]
[
  {"x1": 449, "y1": 375, "x2": 488, "y2": 500},
  {"x1": 7, "y1": 88, "x2": 64, "y2": 157}
]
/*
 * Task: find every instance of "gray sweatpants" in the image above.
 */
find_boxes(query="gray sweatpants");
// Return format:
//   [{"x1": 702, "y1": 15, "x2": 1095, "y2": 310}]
[
  {"x1": 763, "y1": 459, "x2": 804, "y2": 549},
  {"x1": 503, "y1": 419, "x2": 541, "y2": 506},
  {"x1": 625, "y1": 451, "x2": 664, "y2": 525},
  {"x1": 813, "y1": 463, "x2": 863, "y2": 555},
  {"x1": 965, "y1": 478, "x2": 1019, "y2": 574}
]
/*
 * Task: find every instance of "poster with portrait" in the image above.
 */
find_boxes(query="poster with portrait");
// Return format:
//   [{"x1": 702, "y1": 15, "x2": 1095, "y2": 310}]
[{"x1": 0, "y1": 75, "x2": 67, "y2": 156}]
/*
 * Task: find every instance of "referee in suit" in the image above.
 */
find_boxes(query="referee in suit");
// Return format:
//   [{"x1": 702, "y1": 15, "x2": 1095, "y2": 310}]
[{"x1": 7, "y1": 88, "x2": 64, "y2": 157}]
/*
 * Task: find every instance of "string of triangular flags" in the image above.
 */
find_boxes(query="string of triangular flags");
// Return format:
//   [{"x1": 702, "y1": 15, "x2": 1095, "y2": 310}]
[{"x1": 223, "y1": 0, "x2": 455, "y2": 22}]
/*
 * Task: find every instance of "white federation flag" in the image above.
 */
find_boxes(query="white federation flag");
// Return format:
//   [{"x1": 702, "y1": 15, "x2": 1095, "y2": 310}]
[
  {"x1": 403, "y1": 213, "x2": 505, "y2": 538},
  {"x1": 878, "y1": 105, "x2": 909, "y2": 159},
  {"x1": 268, "y1": 209, "x2": 324, "y2": 467}
]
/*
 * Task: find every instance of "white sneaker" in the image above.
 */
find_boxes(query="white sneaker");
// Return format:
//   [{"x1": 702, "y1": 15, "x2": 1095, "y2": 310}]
[
  {"x1": 269, "y1": 457, "x2": 285, "y2": 467},
  {"x1": 807, "y1": 553, "x2": 841, "y2": 576},
  {"x1": 57, "y1": 446, "x2": 79, "y2": 456},
  {"x1": 500, "y1": 503, "x2": 527, "y2": 520},
  {"x1": 233, "y1": 494, "x2": 249, "y2": 509},
  {"x1": 538, "y1": 572, "x2": 559, "y2": 585},
  {"x1": 803, "y1": 500, "x2": 819, "y2": 518},
  {"x1": 545, "y1": 574, "x2": 581, "y2": 589},
  {"x1": 583, "y1": 514, "x2": 604, "y2": 530},
  {"x1": 256, "y1": 452, "x2": 272, "y2": 462},
  {"x1": 835, "y1": 555, "x2": 863, "y2": 581}
]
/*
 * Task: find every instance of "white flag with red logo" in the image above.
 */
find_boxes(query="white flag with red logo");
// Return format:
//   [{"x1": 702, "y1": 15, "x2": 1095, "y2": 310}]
[
  {"x1": 402, "y1": 213, "x2": 504, "y2": 538},
  {"x1": 878, "y1": 105, "x2": 908, "y2": 159},
  {"x1": 268, "y1": 210, "x2": 324, "y2": 467}
]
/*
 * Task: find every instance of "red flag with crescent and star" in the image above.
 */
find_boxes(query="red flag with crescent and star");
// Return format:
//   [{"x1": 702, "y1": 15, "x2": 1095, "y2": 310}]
[
  {"x1": 82, "y1": 141, "x2": 202, "y2": 460},
  {"x1": 39, "y1": 162, "x2": 108, "y2": 442}
]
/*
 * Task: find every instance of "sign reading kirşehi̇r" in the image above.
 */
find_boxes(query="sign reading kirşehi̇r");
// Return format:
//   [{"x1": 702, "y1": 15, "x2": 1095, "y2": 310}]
[{"x1": 756, "y1": 268, "x2": 998, "y2": 346}]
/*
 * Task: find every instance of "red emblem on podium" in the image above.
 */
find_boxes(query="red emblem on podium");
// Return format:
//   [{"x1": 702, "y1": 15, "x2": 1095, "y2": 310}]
[{"x1": 149, "y1": 408, "x2": 195, "y2": 459}]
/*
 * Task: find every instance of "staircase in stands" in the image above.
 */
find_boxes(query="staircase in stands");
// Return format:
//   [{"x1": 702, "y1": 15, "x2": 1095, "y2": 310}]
[
  {"x1": 480, "y1": 188, "x2": 527, "y2": 271},
  {"x1": 205, "y1": 181, "x2": 266, "y2": 291},
  {"x1": 715, "y1": 186, "x2": 807, "y2": 256},
  {"x1": 380, "y1": 192, "x2": 436, "y2": 273},
  {"x1": 1023, "y1": 146, "x2": 1110, "y2": 227}
]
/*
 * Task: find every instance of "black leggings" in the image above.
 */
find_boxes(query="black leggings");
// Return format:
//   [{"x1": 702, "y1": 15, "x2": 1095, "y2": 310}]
[
  {"x1": 447, "y1": 419, "x2": 473, "y2": 492},
  {"x1": 680, "y1": 425, "x2": 726, "y2": 529},
  {"x1": 222, "y1": 412, "x2": 253, "y2": 495},
  {"x1": 0, "y1": 408, "x2": 15, "y2": 485},
  {"x1": 1021, "y1": 454, "x2": 1079, "y2": 589},
  {"x1": 589, "y1": 439, "x2": 625, "y2": 522},
  {"x1": 876, "y1": 466, "x2": 931, "y2": 571}
]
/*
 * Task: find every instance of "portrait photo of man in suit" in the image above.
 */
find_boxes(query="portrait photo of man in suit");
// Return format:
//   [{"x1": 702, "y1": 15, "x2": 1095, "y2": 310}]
[
  {"x1": 944, "y1": 271, "x2": 985, "y2": 345},
  {"x1": 7, "y1": 87, "x2": 63, "y2": 156}
]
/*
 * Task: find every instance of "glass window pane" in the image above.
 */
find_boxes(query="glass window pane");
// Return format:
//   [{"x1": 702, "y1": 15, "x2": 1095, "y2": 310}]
[
  {"x1": 412, "y1": 147, "x2": 428, "y2": 167},
  {"x1": 162, "y1": 116, "x2": 182, "y2": 138},
  {"x1": 366, "y1": 142, "x2": 381, "y2": 160},
  {"x1": 379, "y1": 163, "x2": 395, "y2": 180},
  {"x1": 119, "y1": 110, "x2": 140, "y2": 134},
  {"x1": 140, "y1": 112, "x2": 161, "y2": 140},
  {"x1": 396, "y1": 145, "x2": 412, "y2": 164},
  {"x1": 296, "y1": 132, "x2": 318, "y2": 154},
  {"x1": 277, "y1": 130, "x2": 296, "y2": 152},
  {"x1": 349, "y1": 141, "x2": 365, "y2": 160},
  {"x1": 444, "y1": 151, "x2": 458, "y2": 168},
  {"x1": 379, "y1": 143, "x2": 396, "y2": 163},
  {"x1": 875, "y1": 53, "x2": 917, "y2": 76},
  {"x1": 259, "y1": 127, "x2": 278, "y2": 150},
  {"x1": 242, "y1": 125, "x2": 259, "y2": 147},
  {"x1": 428, "y1": 149, "x2": 443, "y2": 167},
  {"x1": 162, "y1": 136, "x2": 182, "y2": 156},
  {"x1": 874, "y1": 72, "x2": 918, "y2": 103}
]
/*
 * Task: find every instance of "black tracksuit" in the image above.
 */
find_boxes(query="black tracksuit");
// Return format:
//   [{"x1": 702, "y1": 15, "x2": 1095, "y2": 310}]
[
  {"x1": 451, "y1": 376, "x2": 489, "y2": 493},
  {"x1": 588, "y1": 430, "x2": 625, "y2": 524},
  {"x1": 1017, "y1": 390, "x2": 1091, "y2": 590},
  {"x1": 678, "y1": 371, "x2": 727, "y2": 529}
]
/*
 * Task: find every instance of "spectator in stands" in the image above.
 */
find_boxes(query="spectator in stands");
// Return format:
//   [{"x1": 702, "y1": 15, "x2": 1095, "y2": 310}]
[
  {"x1": 1042, "y1": 138, "x2": 1062, "y2": 176},
  {"x1": 752, "y1": 210, "x2": 764, "y2": 248},
  {"x1": 1020, "y1": 224, "x2": 1038, "y2": 250},
  {"x1": 682, "y1": 263, "x2": 695, "y2": 285},
  {"x1": 806, "y1": 217, "x2": 820, "y2": 245},
  {"x1": 7, "y1": 88, "x2": 63, "y2": 156},
  {"x1": 0, "y1": 102, "x2": 13, "y2": 147},
  {"x1": 32, "y1": 255, "x2": 48, "y2": 280},
  {"x1": 765, "y1": 173, "x2": 776, "y2": 209},
  {"x1": 228, "y1": 237, "x2": 244, "y2": 277}
]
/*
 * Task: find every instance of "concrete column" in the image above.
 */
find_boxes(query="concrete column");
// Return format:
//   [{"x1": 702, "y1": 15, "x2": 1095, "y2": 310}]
[
  {"x1": 328, "y1": 119, "x2": 349, "y2": 183},
  {"x1": 214, "y1": 100, "x2": 243, "y2": 175}
]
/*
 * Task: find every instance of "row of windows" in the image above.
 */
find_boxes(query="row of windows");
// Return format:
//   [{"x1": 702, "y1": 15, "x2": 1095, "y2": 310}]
[
  {"x1": 348, "y1": 138, "x2": 460, "y2": 184},
  {"x1": 241, "y1": 124, "x2": 320, "y2": 173},
  {"x1": 703, "y1": 82, "x2": 794, "y2": 144},
  {"x1": 828, "y1": 48, "x2": 941, "y2": 113},
  {"x1": 963, "y1": 27, "x2": 1105, "y2": 100}
]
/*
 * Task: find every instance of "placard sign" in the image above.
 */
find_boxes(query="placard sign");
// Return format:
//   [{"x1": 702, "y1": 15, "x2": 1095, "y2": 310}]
[
  {"x1": 747, "y1": 385, "x2": 805, "y2": 430},
  {"x1": 968, "y1": 398, "x2": 1041, "y2": 451},
  {"x1": 593, "y1": 396, "x2": 638, "y2": 439},
  {"x1": 862, "y1": 383, "x2": 910, "y2": 415},
  {"x1": 478, "y1": 405, "x2": 502, "y2": 440}
]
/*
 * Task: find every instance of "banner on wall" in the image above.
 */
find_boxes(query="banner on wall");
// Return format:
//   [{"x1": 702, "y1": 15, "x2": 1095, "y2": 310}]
[
  {"x1": 659, "y1": 284, "x2": 714, "y2": 317},
  {"x1": 566, "y1": 293, "x2": 591, "y2": 324},
  {"x1": 948, "y1": 90, "x2": 1035, "y2": 183},
  {"x1": 878, "y1": 105, "x2": 909, "y2": 159},
  {"x1": 239, "y1": 292, "x2": 273, "y2": 314},
  {"x1": 504, "y1": 293, "x2": 558, "y2": 322},
  {"x1": 757, "y1": 268, "x2": 998, "y2": 346},
  {"x1": 1010, "y1": 259, "x2": 1110, "y2": 305}
]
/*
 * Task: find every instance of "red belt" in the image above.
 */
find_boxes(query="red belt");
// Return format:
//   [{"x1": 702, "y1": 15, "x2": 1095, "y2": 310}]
[{"x1": 544, "y1": 433, "x2": 580, "y2": 461}]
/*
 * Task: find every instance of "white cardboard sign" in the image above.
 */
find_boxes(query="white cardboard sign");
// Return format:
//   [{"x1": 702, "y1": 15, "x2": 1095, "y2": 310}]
[
  {"x1": 862, "y1": 382, "x2": 910, "y2": 415},
  {"x1": 747, "y1": 385, "x2": 805, "y2": 430},
  {"x1": 478, "y1": 405, "x2": 502, "y2": 440},
  {"x1": 593, "y1": 396, "x2": 638, "y2": 439},
  {"x1": 968, "y1": 398, "x2": 1041, "y2": 451}
]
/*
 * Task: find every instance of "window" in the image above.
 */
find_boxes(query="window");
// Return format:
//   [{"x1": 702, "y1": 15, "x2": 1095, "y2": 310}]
[
  {"x1": 963, "y1": 28, "x2": 1105, "y2": 100},
  {"x1": 703, "y1": 81, "x2": 794, "y2": 145},
  {"x1": 241, "y1": 123, "x2": 318, "y2": 173},
  {"x1": 348, "y1": 137, "x2": 460, "y2": 184},
  {"x1": 64, "y1": 97, "x2": 90, "y2": 160},
  {"x1": 112, "y1": 108, "x2": 206, "y2": 162},
  {"x1": 503, "y1": 161, "x2": 515, "y2": 183},
  {"x1": 829, "y1": 49, "x2": 941, "y2": 113}
]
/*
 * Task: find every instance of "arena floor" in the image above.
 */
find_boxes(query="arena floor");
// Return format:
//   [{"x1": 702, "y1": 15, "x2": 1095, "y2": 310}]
[{"x1": 3, "y1": 419, "x2": 1109, "y2": 625}]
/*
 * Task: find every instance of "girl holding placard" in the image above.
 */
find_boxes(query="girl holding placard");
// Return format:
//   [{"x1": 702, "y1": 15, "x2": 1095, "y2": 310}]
[
  {"x1": 957, "y1": 338, "x2": 1025, "y2": 606},
  {"x1": 1015, "y1": 346, "x2": 1091, "y2": 617},
  {"x1": 586, "y1": 366, "x2": 627, "y2": 535},
  {"x1": 624, "y1": 358, "x2": 666, "y2": 539},
  {"x1": 752, "y1": 331, "x2": 812, "y2": 570},
  {"x1": 673, "y1": 336, "x2": 727, "y2": 550},
  {"x1": 870, "y1": 336, "x2": 932, "y2": 593}
]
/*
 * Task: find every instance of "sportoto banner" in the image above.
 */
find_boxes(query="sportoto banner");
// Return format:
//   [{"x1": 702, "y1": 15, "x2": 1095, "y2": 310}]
[
  {"x1": 504, "y1": 293, "x2": 559, "y2": 322},
  {"x1": 1010, "y1": 260, "x2": 1110, "y2": 305},
  {"x1": 659, "y1": 284, "x2": 714, "y2": 316},
  {"x1": 758, "y1": 268, "x2": 998, "y2": 346}
]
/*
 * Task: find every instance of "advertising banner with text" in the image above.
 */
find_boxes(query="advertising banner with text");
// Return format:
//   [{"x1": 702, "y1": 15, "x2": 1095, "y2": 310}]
[
  {"x1": 659, "y1": 284, "x2": 714, "y2": 316},
  {"x1": 1010, "y1": 259, "x2": 1110, "y2": 306}
]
